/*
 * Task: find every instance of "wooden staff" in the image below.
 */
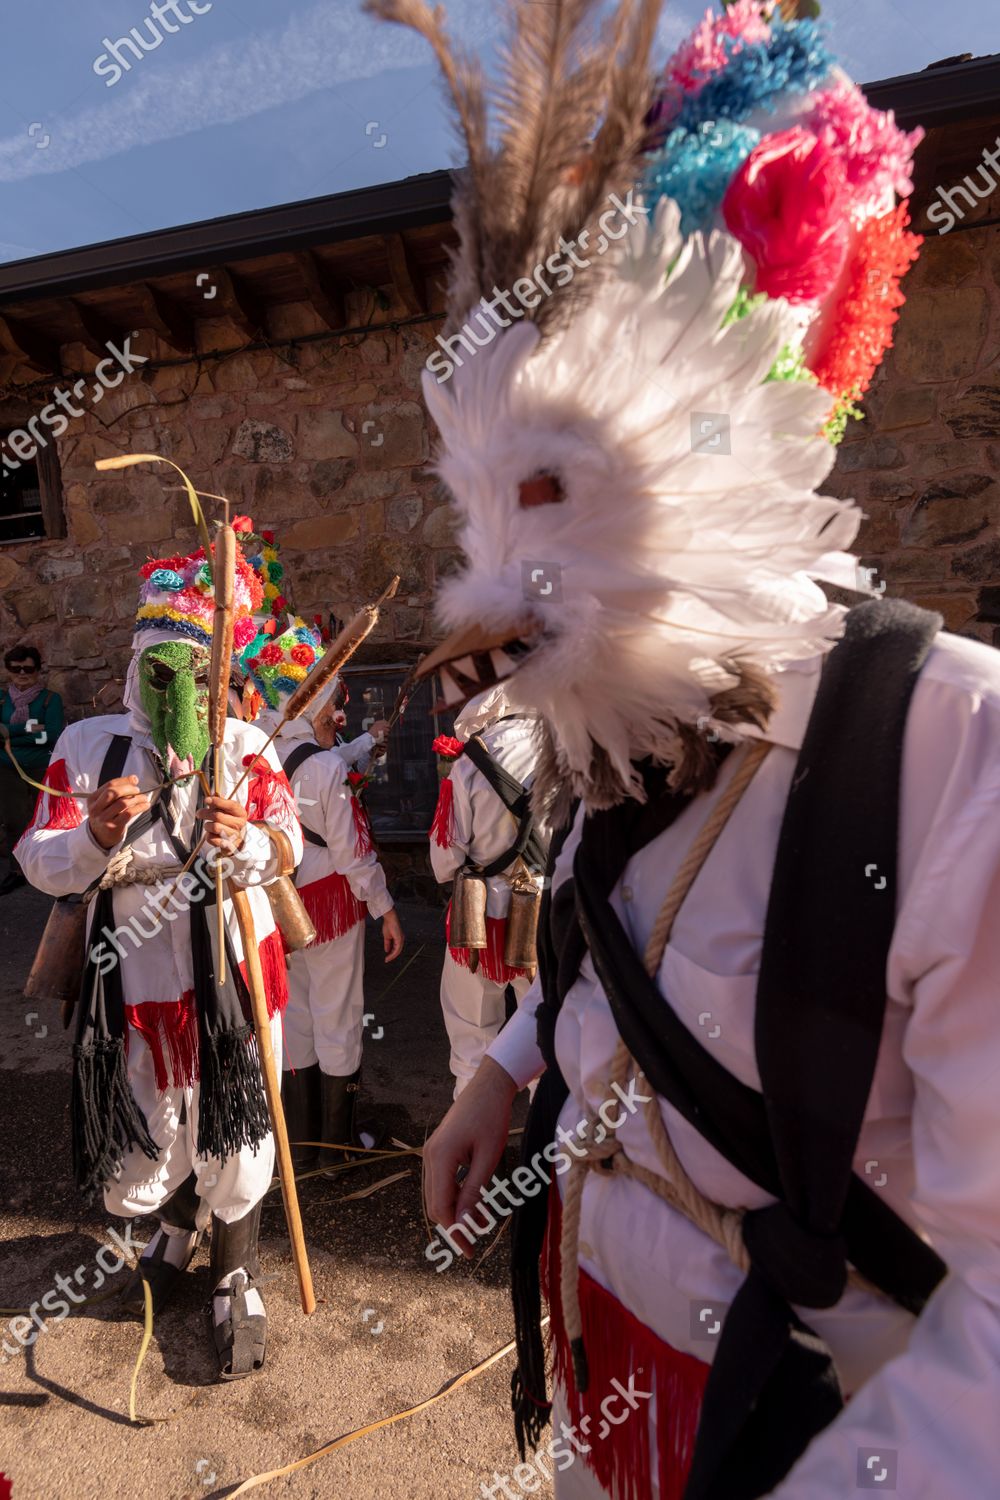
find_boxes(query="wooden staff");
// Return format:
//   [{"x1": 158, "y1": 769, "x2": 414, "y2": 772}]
[
  {"x1": 209, "y1": 523, "x2": 237, "y2": 986},
  {"x1": 229, "y1": 884, "x2": 316, "y2": 1316}
]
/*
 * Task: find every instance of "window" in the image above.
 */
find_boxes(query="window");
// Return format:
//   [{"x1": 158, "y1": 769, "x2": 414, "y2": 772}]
[
  {"x1": 0, "y1": 425, "x2": 65, "y2": 545},
  {"x1": 340, "y1": 663, "x2": 456, "y2": 840}
]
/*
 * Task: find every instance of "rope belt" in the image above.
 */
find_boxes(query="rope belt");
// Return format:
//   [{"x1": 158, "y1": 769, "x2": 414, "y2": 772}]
[
  {"x1": 558, "y1": 741, "x2": 876, "y2": 1389},
  {"x1": 98, "y1": 848, "x2": 185, "y2": 889}
]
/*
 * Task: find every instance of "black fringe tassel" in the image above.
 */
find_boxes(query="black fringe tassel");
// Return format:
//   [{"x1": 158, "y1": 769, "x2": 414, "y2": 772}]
[
  {"x1": 195, "y1": 1024, "x2": 270, "y2": 1164},
  {"x1": 71, "y1": 1037, "x2": 159, "y2": 1193}
]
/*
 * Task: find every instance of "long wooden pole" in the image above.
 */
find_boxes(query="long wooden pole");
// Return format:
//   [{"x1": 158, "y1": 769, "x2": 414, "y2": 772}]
[{"x1": 229, "y1": 885, "x2": 316, "y2": 1316}]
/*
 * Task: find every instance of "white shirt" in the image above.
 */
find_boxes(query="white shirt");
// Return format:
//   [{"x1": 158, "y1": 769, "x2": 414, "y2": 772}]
[
  {"x1": 429, "y1": 715, "x2": 545, "y2": 918},
  {"x1": 489, "y1": 628, "x2": 1000, "y2": 1498}
]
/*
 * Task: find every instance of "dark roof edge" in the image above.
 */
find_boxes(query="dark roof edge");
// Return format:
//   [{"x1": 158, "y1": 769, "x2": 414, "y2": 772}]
[
  {"x1": 1, "y1": 52, "x2": 998, "y2": 306},
  {"x1": 863, "y1": 53, "x2": 1000, "y2": 129},
  {"x1": 0, "y1": 168, "x2": 455, "y2": 307}
]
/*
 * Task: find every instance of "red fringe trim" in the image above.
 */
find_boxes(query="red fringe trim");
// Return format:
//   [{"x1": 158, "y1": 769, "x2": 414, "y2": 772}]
[
  {"x1": 445, "y1": 902, "x2": 529, "y2": 985},
  {"x1": 244, "y1": 761, "x2": 297, "y2": 827},
  {"x1": 430, "y1": 776, "x2": 455, "y2": 848},
  {"x1": 543, "y1": 1187, "x2": 709, "y2": 1500},
  {"x1": 25, "y1": 757, "x2": 82, "y2": 833},
  {"x1": 351, "y1": 796, "x2": 373, "y2": 857},
  {"x1": 298, "y1": 871, "x2": 366, "y2": 945},
  {"x1": 123, "y1": 929, "x2": 289, "y2": 1090}
]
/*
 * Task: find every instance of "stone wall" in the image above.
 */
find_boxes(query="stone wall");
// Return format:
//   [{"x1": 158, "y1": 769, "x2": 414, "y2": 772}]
[
  {"x1": 0, "y1": 303, "x2": 453, "y2": 714},
  {"x1": 825, "y1": 215, "x2": 1000, "y2": 643}
]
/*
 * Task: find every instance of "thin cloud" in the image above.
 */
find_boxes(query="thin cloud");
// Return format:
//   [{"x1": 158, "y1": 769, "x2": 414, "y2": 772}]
[{"x1": 0, "y1": 0, "x2": 498, "y2": 184}]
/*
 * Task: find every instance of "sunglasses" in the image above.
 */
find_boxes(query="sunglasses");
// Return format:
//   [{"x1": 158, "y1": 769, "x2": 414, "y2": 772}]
[{"x1": 8, "y1": 664, "x2": 37, "y2": 675}]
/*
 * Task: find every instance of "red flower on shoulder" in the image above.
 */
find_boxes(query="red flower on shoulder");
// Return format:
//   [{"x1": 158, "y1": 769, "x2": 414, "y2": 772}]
[{"x1": 432, "y1": 735, "x2": 464, "y2": 760}]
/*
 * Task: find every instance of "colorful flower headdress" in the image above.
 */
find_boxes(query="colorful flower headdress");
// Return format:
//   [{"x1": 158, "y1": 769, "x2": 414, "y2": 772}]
[
  {"x1": 369, "y1": 0, "x2": 924, "y2": 816},
  {"x1": 644, "y1": 0, "x2": 923, "y2": 440},
  {"x1": 136, "y1": 537, "x2": 263, "y2": 652},
  {"x1": 241, "y1": 619, "x2": 324, "y2": 711},
  {"x1": 238, "y1": 518, "x2": 290, "y2": 623}
]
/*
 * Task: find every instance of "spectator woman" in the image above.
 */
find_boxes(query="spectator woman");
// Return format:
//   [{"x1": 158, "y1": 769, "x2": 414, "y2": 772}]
[{"x1": 0, "y1": 644, "x2": 64, "y2": 894}]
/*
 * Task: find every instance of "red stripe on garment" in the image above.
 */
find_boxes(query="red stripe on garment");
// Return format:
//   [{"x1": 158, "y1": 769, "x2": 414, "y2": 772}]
[
  {"x1": 123, "y1": 928, "x2": 289, "y2": 1089},
  {"x1": 298, "y1": 871, "x2": 366, "y2": 945},
  {"x1": 445, "y1": 901, "x2": 530, "y2": 985},
  {"x1": 430, "y1": 775, "x2": 455, "y2": 848},
  {"x1": 543, "y1": 1185, "x2": 710, "y2": 1500},
  {"x1": 25, "y1": 757, "x2": 81, "y2": 833}
]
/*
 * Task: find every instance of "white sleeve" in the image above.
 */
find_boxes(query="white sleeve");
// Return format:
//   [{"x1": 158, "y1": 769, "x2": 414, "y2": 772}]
[
  {"x1": 15, "y1": 725, "x2": 115, "y2": 897},
  {"x1": 772, "y1": 758, "x2": 1000, "y2": 1497},
  {"x1": 321, "y1": 757, "x2": 393, "y2": 919},
  {"x1": 334, "y1": 732, "x2": 374, "y2": 771},
  {"x1": 428, "y1": 762, "x2": 474, "y2": 884}
]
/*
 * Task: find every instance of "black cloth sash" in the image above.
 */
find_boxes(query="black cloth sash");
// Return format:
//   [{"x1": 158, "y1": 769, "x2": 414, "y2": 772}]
[
  {"x1": 71, "y1": 736, "x2": 269, "y2": 1193},
  {"x1": 510, "y1": 600, "x2": 948, "y2": 1496},
  {"x1": 281, "y1": 740, "x2": 328, "y2": 849},
  {"x1": 462, "y1": 734, "x2": 547, "y2": 876}
]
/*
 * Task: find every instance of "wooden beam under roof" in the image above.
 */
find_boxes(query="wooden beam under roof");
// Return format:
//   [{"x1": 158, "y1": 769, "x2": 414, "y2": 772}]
[
  {"x1": 0, "y1": 314, "x2": 61, "y2": 376},
  {"x1": 383, "y1": 232, "x2": 424, "y2": 315},
  {"x1": 209, "y1": 265, "x2": 270, "y2": 340},
  {"x1": 295, "y1": 249, "x2": 346, "y2": 330},
  {"x1": 134, "y1": 281, "x2": 196, "y2": 355},
  {"x1": 68, "y1": 297, "x2": 122, "y2": 358}
]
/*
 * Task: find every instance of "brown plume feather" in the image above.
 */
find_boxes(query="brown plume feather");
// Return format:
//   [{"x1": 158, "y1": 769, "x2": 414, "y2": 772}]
[{"x1": 365, "y1": 0, "x2": 665, "y2": 336}]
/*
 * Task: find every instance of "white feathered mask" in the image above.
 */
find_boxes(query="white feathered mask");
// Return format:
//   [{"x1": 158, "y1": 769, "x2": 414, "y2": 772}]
[{"x1": 368, "y1": 0, "x2": 920, "y2": 813}]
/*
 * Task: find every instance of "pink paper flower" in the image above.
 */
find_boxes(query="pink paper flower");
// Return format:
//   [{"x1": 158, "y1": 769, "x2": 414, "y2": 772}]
[
  {"x1": 808, "y1": 80, "x2": 924, "y2": 203},
  {"x1": 723, "y1": 126, "x2": 850, "y2": 304}
]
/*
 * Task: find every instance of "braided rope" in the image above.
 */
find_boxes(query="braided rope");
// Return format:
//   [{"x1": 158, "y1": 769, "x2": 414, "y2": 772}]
[{"x1": 99, "y1": 848, "x2": 185, "y2": 889}]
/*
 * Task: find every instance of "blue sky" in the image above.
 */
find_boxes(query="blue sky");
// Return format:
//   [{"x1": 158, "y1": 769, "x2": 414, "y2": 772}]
[{"x1": 0, "y1": 0, "x2": 996, "y2": 265}]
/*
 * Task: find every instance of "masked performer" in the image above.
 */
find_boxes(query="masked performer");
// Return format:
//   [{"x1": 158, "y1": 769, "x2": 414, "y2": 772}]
[
  {"x1": 429, "y1": 686, "x2": 549, "y2": 1097},
  {"x1": 242, "y1": 622, "x2": 404, "y2": 1170},
  {"x1": 363, "y1": 3, "x2": 999, "y2": 1498},
  {"x1": 17, "y1": 540, "x2": 302, "y2": 1380}
]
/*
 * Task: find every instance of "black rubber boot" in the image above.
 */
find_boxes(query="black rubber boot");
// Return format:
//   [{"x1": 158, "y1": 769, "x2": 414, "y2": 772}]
[
  {"x1": 208, "y1": 1201, "x2": 265, "y2": 1380},
  {"x1": 319, "y1": 1066, "x2": 361, "y2": 1173},
  {"x1": 119, "y1": 1172, "x2": 202, "y2": 1318},
  {"x1": 281, "y1": 1063, "x2": 321, "y2": 1173}
]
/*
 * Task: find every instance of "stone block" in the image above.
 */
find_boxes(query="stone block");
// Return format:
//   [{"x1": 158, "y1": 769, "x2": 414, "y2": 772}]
[
  {"x1": 422, "y1": 504, "x2": 457, "y2": 549},
  {"x1": 952, "y1": 537, "x2": 1000, "y2": 583},
  {"x1": 941, "y1": 383, "x2": 1000, "y2": 441},
  {"x1": 104, "y1": 509, "x2": 167, "y2": 547},
  {"x1": 35, "y1": 553, "x2": 84, "y2": 583},
  {"x1": 232, "y1": 418, "x2": 294, "y2": 464},
  {"x1": 908, "y1": 592, "x2": 978, "y2": 632},
  {"x1": 894, "y1": 289, "x2": 990, "y2": 382},
  {"x1": 282, "y1": 513, "x2": 360, "y2": 550},
  {"x1": 296, "y1": 410, "x2": 358, "y2": 460},
  {"x1": 902, "y1": 473, "x2": 1000, "y2": 547},
  {"x1": 13, "y1": 587, "x2": 56, "y2": 628},
  {"x1": 833, "y1": 437, "x2": 904, "y2": 473},
  {"x1": 307, "y1": 458, "x2": 353, "y2": 498},
  {"x1": 387, "y1": 494, "x2": 422, "y2": 532},
  {"x1": 358, "y1": 400, "x2": 428, "y2": 469},
  {"x1": 62, "y1": 578, "x2": 111, "y2": 620},
  {"x1": 879, "y1": 549, "x2": 948, "y2": 584}
]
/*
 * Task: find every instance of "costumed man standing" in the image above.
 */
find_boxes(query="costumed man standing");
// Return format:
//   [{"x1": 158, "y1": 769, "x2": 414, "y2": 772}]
[
  {"x1": 429, "y1": 685, "x2": 549, "y2": 1097},
  {"x1": 17, "y1": 537, "x2": 302, "y2": 1380},
  {"x1": 367, "y1": 4, "x2": 998, "y2": 1499},
  {"x1": 242, "y1": 621, "x2": 404, "y2": 1170}
]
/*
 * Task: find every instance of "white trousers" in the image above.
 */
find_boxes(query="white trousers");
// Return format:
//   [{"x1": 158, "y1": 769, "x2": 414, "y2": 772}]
[
  {"x1": 102, "y1": 1012, "x2": 282, "y2": 1230},
  {"x1": 282, "y1": 923, "x2": 366, "y2": 1076},
  {"x1": 439, "y1": 949, "x2": 531, "y2": 1099}
]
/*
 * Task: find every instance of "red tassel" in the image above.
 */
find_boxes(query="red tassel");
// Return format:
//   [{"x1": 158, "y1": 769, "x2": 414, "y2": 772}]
[
  {"x1": 298, "y1": 871, "x2": 366, "y2": 945},
  {"x1": 431, "y1": 776, "x2": 455, "y2": 848},
  {"x1": 543, "y1": 1189, "x2": 709, "y2": 1500},
  {"x1": 22, "y1": 757, "x2": 82, "y2": 835},
  {"x1": 351, "y1": 796, "x2": 373, "y2": 857},
  {"x1": 245, "y1": 761, "x2": 298, "y2": 829},
  {"x1": 246, "y1": 925, "x2": 289, "y2": 1019},
  {"x1": 445, "y1": 902, "x2": 529, "y2": 985},
  {"x1": 125, "y1": 992, "x2": 199, "y2": 1090}
]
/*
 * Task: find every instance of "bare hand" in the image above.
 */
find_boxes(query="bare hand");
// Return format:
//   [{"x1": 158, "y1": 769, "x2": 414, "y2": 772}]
[
  {"x1": 88, "y1": 776, "x2": 150, "y2": 851},
  {"x1": 381, "y1": 907, "x2": 404, "y2": 961},
  {"x1": 197, "y1": 794, "x2": 248, "y2": 852},
  {"x1": 422, "y1": 1057, "x2": 518, "y2": 1254}
]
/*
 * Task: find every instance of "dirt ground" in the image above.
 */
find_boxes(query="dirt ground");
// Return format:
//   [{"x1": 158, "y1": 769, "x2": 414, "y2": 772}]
[{"x1": 0, "y1": 874, "x2": 546, "y2": 1500}]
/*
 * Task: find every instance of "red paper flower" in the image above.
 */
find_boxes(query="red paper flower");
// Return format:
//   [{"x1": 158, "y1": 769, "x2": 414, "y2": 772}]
[
  {"x1": 272, "y1": 594, "x2": 288, "y2": 614},
  {"x1": 290, "y1": 644, "x2": 315, "y2": 667},
  {"x1": 232, "y1": 514, "x2": 252, "y2": 533},
  {"x1": 723, "y1": 127, "x2": 850, "y2": 305},
  {"x1": 246, "y1": 656, "x2": 260, "y2": 671},
  {"x1": 347, "y1": 771, "x2": 367, "y2": 788},
  {"x1": 262, "y1": 530, "x2": 275, "y2": 544},
  {"x1": 258, "y1": 643, "x2": 282, "y2": 666},
  {"x1": 432, "y1": 735, "x2": 464, "y2": 760}
]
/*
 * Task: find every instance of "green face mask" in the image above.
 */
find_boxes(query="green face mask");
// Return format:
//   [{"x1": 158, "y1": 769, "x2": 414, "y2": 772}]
[{"x1": 138, "y1": 641, "x2": 211, "y2": 767}]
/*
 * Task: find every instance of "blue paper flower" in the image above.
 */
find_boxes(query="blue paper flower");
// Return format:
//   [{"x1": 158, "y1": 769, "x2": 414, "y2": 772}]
[
  {"x1": 644, "y1": 120, "x2": 760, "y2": 236},
  {"x1": 149, "y1": 567, "x2": 184, "y2": 592}
]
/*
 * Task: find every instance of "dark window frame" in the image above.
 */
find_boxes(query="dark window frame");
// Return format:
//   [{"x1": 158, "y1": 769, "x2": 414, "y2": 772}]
[{"x1": 0, "y1": 411, "x2": 66, "y2": 546}]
